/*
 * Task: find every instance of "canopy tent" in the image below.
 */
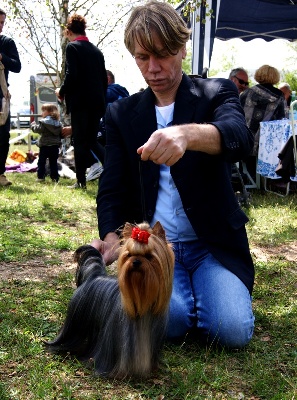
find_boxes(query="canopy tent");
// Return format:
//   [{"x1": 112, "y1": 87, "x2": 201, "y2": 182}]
[{"x1": 177, "y1": 0, "x2": 297, "y2": 75}]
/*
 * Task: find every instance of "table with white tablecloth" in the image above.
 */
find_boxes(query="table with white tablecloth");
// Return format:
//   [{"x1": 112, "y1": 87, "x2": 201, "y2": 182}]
[{"x1": 257, "y1": 119, "x2": 297, "y2": 182}]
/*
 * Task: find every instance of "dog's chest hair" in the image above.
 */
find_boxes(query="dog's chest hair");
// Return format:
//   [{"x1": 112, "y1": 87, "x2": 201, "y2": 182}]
[{"x1": 117, "y1": 315, "x2": 154, "y2": 375}]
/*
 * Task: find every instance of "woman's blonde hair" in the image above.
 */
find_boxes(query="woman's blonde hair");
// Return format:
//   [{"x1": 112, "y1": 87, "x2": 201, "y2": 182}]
[
  {"x1": 41, "y1": 103, "x2": 60, "y2": 120},
  {"x1": 254, "y1": 65, "x2": 280, "y2": 85},
  {"x1": 124, "y1": 0, "x2": 191, "y2": 57}
]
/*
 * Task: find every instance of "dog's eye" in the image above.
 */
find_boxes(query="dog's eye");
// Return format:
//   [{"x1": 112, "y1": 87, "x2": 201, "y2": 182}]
[{"x1": 145, "y1": 254, "x2": 153, "y2": 260}]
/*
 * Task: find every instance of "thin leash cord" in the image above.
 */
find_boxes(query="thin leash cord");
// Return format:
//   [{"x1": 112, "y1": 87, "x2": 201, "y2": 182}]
[{"x1": 138, "y1": 158, "x2": 147, "y2": 221}]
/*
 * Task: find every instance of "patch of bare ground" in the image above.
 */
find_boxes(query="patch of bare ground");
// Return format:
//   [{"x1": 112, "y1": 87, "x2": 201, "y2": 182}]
[
  {"x1": 0, "y1": 243, "x2": 296, "y2": 282},
  {"x1": 0, "y1": 251, "x2": 76, "y2": 282},
  {"x1": 250, "y1": 241, "x2": 297, "y2": 263}
]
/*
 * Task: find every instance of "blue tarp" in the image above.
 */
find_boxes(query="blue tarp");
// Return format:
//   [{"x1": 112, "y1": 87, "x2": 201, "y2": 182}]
[
  {"x1": 178, "y1": 0, "x2": 297, "y2": 74},
  {"x1": 217, "y1": 0, "x2": 297, "y2": 42}
]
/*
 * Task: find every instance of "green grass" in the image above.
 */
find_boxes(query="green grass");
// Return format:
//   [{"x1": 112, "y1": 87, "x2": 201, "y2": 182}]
[
  {"x1": 0, "y1": 174, "x2": 98, "y2": 262},
  {"x1": 0, "y1": 164, "x2": 296, "y2": 399},
  {"x1": 246, "y1": 194, "x2": 297, "y2": 247}
]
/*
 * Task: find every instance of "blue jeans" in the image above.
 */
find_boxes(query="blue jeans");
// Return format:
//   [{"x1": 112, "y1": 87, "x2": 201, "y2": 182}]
[{"x1": 167, "y1": 241, "x2": 255, "y2": 348}]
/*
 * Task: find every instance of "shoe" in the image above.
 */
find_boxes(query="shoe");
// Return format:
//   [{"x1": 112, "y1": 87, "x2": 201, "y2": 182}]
[
  {"x1": 0, "y1": 174, "x2": 12, "y2": 186},
  {"x1": 36, "y1": 178, "x2": 45, "y2": 182},
  {"x1": 86, "y1": 162, "x2": 103, "y2": 181},
  {"x1": 67, "y1": 182, "x2": 86, "y2": 189}
]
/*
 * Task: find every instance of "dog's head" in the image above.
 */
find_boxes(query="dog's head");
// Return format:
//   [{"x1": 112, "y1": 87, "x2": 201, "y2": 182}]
[{"x1": 117, "y1": 221, "x2": 175, "y2": 319}]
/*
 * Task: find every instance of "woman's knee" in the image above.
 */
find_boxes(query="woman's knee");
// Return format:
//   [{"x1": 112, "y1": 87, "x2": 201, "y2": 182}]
[
  {"x1": 166, "y1": 300, "x2": 194, "y2": 340},
  {"x1": 198, "y1": 313, "x2": 255, "y2": 348},
  {"x1": 193, "y1": 260, "x2": 255, "y2": 348}
]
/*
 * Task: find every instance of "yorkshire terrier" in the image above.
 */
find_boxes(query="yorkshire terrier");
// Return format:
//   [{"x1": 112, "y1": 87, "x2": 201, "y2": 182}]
[{"x1": 46, "y1": 221, "x2": 175, "y2": 379}]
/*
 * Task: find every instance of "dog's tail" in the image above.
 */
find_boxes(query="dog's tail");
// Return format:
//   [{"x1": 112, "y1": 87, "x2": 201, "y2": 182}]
[
  {"x1": 45, "y1": 274, "x2": 120, "y2": 359},
  {"x1": 74, "y1": 245, "x2": 107, "y2": 286}
]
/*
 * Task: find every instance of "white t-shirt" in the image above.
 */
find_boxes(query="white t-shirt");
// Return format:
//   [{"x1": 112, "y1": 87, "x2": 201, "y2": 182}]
[{"x1": 151, "y1": 104, "x2": 197, "y2": 242}]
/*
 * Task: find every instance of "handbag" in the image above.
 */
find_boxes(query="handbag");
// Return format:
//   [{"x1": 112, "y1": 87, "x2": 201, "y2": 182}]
[{"x1": 0, "y1": 61, "x2": 11, "y2": 126}]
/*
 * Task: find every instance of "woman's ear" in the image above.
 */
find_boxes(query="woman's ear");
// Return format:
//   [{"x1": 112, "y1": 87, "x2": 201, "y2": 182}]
[{"x1": 181, "y1": 46, "x2": 187, "y2": 60}]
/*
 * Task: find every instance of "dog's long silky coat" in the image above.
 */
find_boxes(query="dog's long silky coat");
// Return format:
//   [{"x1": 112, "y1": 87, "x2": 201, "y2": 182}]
[{"x1": 46, "y1": 221, "x2": 175, "y2": 379}]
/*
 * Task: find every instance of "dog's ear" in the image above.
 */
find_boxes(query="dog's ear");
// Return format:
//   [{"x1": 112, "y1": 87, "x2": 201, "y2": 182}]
[
  {"x1": 121, "y1": 222, "x2": 134, "y2": 239},
  {"x1": 152, "y1": 221, "x2": 166, "y2": 241}
]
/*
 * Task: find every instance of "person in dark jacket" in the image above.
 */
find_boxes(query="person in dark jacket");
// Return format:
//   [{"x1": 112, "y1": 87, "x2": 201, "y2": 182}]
[
  {"x1": 31, "y1": 103, "x2": 62, "y2": 183},
  {"x1": 229, "y1": 67, "x2": 249, "y2": 94},
  {"x1": 106, "y1": 70, "x2": 129, "y2": 104},
  {"x1": 96, "y1": 70, "x2": 130, "y2": 150},
  {"x1": 240, "y1": 64, "x2": 286, "y2": 179},
  {"x1": 0, "y1": 8, "x2": 21, "y2": 187},
  {"x1": 90, "y1": 1, "x2": 255, "y2": 349},
  {"x1": 56, "y1": 14, "x2": 107, "y2": 189}
]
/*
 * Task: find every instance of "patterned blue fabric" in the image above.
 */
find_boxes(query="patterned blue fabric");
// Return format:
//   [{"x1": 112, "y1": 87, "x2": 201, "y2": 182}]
[{"x1": 257, "y1": 119, "x2": 297, "y2": 181}]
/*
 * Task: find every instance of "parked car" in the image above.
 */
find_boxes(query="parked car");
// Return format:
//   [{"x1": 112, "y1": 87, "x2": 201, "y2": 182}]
[
  {"x1": 10, "y1": 116, "x2": 17, "y2": 129},
  {"x1": 10, "y1": 107, "x2": 31, "y2": 128}
]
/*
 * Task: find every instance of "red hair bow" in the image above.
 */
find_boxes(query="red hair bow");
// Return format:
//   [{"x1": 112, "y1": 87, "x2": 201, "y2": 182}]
[{"x1": 131, "y1": 227, "x2": 150, "y2": 244}]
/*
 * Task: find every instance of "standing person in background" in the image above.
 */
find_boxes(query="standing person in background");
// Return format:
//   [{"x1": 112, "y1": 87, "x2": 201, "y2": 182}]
[
  {"x1": 106, "y1": 70, "x2": 129, "y2": 104},
  {"x1": 229, "y1": 68, "x2": 249, "y2": 94},
  {"x1": 91, "y1": 1, "x2": 255, "y2": 349},
  {"x1": 0, "y1": 8, "x2": 21, "y2": 187},
  {"x1": 56, "y1": 14, "x2": 107, "y2": 189},
  {"x1": 97, "y1": 70, "x2": 130, "y2": 150},
  {"x1": 31, "y1": 103, "x2": 62, "y2": 183}
]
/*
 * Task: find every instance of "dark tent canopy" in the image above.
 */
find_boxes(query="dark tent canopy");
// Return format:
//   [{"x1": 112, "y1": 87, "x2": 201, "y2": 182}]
[
  {"x1": 217, "y1": 0, "x2": 297, "y2": 42},
  {"x1": 177, "y1": 0, "x2": 297, "y2": 74}
]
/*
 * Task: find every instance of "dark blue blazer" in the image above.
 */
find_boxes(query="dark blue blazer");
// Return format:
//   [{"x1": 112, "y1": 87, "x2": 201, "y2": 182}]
[
  {"x1": 0, "y1": 35, "x2": 21, "y2": 98},
  {"x1": 97, "y1": 74, "x2": 255, "y2": 293},
  {"x1": 59, "y1": 40, "x2": 107, "y2": 116}
]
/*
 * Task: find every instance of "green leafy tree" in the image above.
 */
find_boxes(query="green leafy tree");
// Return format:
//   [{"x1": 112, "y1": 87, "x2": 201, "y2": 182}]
[
  {"x1": 167, "y1": 0, "x2": 212, "y2": 23},
  {"x1": 280, "y1": 42, "x2": 297, "y2": 92},
  {"x1": 5, "y1": 0, "x2": 211, "y2": 86},
  {"x1": 282, "y1": 71, "x2": 297, "y2": 92},
  {"x1": 208, "y1": 43, "x2": 238, "y2": 77},
  {"x1": 3, "y1": 0, "x2": 142, "y2": 87},
  {"x1": 182, "y1": 48, "x2": 192, "y2": 75}
]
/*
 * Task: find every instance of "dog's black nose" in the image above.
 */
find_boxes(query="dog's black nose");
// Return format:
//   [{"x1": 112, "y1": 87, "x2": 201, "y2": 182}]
[{"x1": 132, "y1": 259, "x2": 141, "y2": 269}]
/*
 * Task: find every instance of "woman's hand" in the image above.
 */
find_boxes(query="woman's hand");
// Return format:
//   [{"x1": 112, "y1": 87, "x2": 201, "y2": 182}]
[
  {"x1": 90, "y1": 233, "x2": 120, "y2": 265},
  {"x1": 137, "y1": 125, "x2": 187, "y2": 166}
]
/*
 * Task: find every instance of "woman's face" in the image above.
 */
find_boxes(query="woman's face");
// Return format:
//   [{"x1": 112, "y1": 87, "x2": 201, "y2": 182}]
[{"x1": 133, "y1": 32, "x2": 186, "y2": 99}]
